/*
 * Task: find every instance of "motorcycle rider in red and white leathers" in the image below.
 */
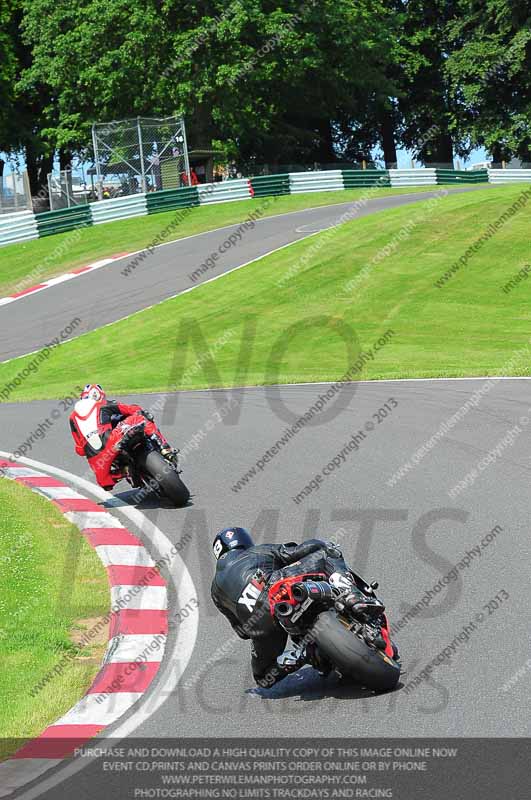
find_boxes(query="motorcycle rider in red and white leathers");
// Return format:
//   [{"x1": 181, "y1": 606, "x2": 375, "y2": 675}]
[{"x1": 69, "y1": 384, "x2": 172, "y2": 490}]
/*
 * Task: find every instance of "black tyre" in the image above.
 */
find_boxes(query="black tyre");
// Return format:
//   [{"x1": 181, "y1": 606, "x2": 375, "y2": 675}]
[
  {"x1": 310, "y1": 610, "x2": 400, "y2": 691},
  {"x1": 140, "y1": 450, "x2": 190, "y2": 507}
]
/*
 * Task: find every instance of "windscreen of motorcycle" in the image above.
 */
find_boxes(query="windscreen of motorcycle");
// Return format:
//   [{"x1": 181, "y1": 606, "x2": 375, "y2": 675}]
[{"x1": 73, "y1": 399, "x2": 104, "y2": 452}]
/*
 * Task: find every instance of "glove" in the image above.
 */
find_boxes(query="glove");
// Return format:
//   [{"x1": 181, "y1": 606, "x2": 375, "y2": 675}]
[
  {"x1": 277, "y1": 542, "x2": 299, "y2": 564},
  {"x1": 324, "y1": 541, "x2": 343, "y2": 559},
  {"x1": 277, "y1": 539, "x2": 326, "y2": 566},
  {"x1": 141, "y1": 409, "x2": 154, "y2": 422}
]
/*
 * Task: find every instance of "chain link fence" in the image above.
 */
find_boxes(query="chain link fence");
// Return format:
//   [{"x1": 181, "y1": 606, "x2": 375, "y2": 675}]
[
  {"x1": 91, "y1": 116, "x2": 191, "y2": 199},
  {"x1": 47, "y1": 170, "x2": 90, "y2": 210},
  {"x1": 0, "y1": 170, "x2": 32, "y2": 214}
]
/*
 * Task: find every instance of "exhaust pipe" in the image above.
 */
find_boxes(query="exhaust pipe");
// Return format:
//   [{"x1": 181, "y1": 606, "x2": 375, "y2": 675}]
[
  {"x1": 274, "y1": 602, "x2": 294, "y2": 618},
  {"x1": 292, "y1": 581, "x2": 335, "y2": 603}
]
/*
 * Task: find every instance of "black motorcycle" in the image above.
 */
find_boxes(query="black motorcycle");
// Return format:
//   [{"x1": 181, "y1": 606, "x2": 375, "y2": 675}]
[{"x1": 269, "y1": 570, "x2": 401, "y2": 691}]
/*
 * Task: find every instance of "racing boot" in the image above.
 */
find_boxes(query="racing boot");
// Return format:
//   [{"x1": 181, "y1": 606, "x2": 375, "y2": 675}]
[
  {"x1": 276, "y1": 643, "x2": 307, "y2": 673},
  {"x1": 160, "y1": 444, "x2": 180, "y2": 465}
]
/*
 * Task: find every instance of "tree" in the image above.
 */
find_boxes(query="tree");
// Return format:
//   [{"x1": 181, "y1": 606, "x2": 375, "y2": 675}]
[
  {"x1": 0, "y1": 2, "x2": 17, "y2": 144},
  {"x1": 20, "y1": 0, "x2": 397, "y2": 167},
  {"x1": 390, "y1": 0, "x2": 465, "y2": 166},
  {"x1": 445, "y1": 0, "x2": 531, "y2": 163},
  {"x1": 16, "y1": 0, "x2": 529, "y2": 181},
  {"x1": 20, "y1": 0, "x2": 170, "y2": 151},
  {"x1": 0, "y1": 0, "x2": 56, "y2": 198}
]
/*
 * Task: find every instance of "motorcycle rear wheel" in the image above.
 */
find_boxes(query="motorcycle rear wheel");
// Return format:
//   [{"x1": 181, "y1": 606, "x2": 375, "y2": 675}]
[
  {"x1": 140, "y1": 450, "x2": 190, "y2": 507},
  {"x1": 310, "y1": 609, "x2": 400, "y2": 691}
]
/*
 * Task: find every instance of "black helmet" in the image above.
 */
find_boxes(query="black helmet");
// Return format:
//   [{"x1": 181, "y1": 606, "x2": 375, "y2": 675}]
[{"x1": 212, "y1": 527, "x2": 254, "y2": 560}]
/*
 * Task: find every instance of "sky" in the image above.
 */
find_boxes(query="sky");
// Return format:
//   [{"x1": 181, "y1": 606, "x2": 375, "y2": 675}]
[{"x1": 395, "y1": 147, "x2": 489, "y2": 169}]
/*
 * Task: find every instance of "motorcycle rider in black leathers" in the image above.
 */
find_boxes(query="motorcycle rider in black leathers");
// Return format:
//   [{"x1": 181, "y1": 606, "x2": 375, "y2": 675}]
[{"x1": 211, "y1": 527, "x2": 381, "y2": 688}]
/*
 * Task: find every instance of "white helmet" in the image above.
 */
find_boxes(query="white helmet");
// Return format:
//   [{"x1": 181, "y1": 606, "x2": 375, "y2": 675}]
[{"x1": 80, "y1": 383, "x2": 106, "y2": 402}]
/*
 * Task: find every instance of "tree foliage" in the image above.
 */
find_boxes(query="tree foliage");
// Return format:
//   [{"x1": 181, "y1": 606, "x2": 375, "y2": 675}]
[
  {"x1": 0, "y1": 0, "x2": 529, "y2": 194},
  {"x1": 445, "y1": 0, "x2": 531, "y2": 162},
  {"x1": 18, "y1": 0, "x2": 397, "y2": 163}
]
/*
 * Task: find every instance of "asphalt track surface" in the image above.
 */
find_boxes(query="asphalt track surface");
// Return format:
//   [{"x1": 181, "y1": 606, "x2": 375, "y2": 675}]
[
  {"x1": 1, "y1": 378, "x2": 529, "y2": 756},
  {"x1": 1, "y1": 188, "x2": 529, "y2": 797},
  {"x1": 0, "y1": 186, "x2": 483, "y2": 362}
]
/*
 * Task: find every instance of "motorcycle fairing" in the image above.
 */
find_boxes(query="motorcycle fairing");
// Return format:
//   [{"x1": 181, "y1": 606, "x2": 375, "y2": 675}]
[{"x1": 72, "y1": 399, "x2": 103, "y2": 451}]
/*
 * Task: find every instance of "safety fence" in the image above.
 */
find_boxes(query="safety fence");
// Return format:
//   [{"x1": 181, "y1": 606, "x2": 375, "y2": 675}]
[
  {"x1": 199, "y1": 178, "x2": 253, "y2": 204},
  {"x1": 35, "y1": 204, "x2": 92, "y2": 238},
  {"x1": 146, "y1": 186, "x2": 200, "y2": 214},
  {"x1": 436, "y1": 169, "x2": 488, "y2": 184},
  {"x1": 343, "y1": 169, "x2": 391, "y2": 188},
  {"x1": 91, "y1": 194, "x2": 148, "y2": 225},
  {"x1": 0, "y1": 210, "x2": 39, "y2": 247},
  {"x1": 289, "y1": 170, "x2": 344, "y2": 193},
  {"x1": 0, "y1": 168, "x2": 527, "y2": 248},
  {"x1": 0, "y1": 171, "x2": 32, "y2": 214},
  {"x1": 389, "y1": 168, "x2": 437, "y2": 186},
  {"x1": 250, "y1": 174, "x2": 291, "y2": 197},
  {"x1": 487, "y1": 169, "x2": 531, "y2": 184}
]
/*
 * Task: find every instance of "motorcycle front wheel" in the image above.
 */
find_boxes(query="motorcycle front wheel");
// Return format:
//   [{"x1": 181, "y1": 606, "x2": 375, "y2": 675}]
[{"x1": 310, "y1": 609, "x2": 400, "y2": 691}]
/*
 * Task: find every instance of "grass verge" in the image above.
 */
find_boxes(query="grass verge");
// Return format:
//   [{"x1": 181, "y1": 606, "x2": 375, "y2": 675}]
[
  {"x1": 0, "y1": 184, "x2": 529, "y2": 401},
  {"x1": 1, "y1": 185, "x2": 466, "y2": 296},
  {"x1": 0, "y1": 478, "x2": 108, "y2": 758}
]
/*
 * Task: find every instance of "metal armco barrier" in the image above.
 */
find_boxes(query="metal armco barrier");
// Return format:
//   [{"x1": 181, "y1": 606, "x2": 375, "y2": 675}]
[
  {"x1": 90, "y1": 194, "x2": 148, "y2": 225},
  {"x1": 389, "y1": 168, "x2": 437, "y2": 187},
  {"x1": 436, "y1": 169, "x2": 488, "y2": 184},
  {"x1": 250, "y1": 174, "x2": 291, "y2": 197},
  {"x1": 0, "y1": 210, "x2": 39, "y2": 248},
  {"x1": 343, "y1": 169, "x2": 390, "y2": 187},
  {"x1": 198, "y1": 178, "x2": 252, "y2": 204},
  {"x1": 2, "y1": 168, "x2": 530, "y2": 248},
  {"x1": 146, "y1": 186, "x2": 200, "y2": 214},
  {"x1": 488, "y1": 169, "x2": 531, "y2": 184},
  {"x1": 35, "y1": 204, "x2": 92, "y2": 237},
  {"x1": 289, "y1": 170, "x2": 344, "y2": 193}
]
